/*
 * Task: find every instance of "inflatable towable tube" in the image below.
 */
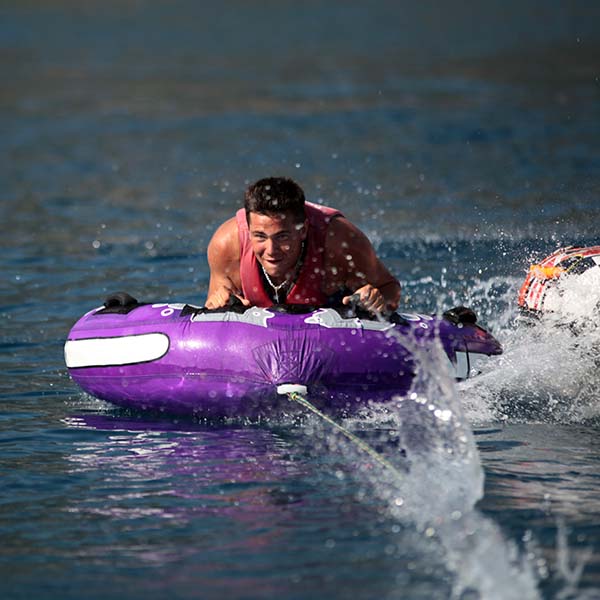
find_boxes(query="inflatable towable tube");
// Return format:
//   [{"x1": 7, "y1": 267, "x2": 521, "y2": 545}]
[
  {"x1": 64, "y1": 294, "x2": 503, "y2": 418},
  {"x1": 518, "y1": 245, "x2": 600, "y2": 317}
]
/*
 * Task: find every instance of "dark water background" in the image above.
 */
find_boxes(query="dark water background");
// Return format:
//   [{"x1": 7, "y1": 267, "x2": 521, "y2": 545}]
[{"x1": 2, "y1": 2, "x2": 600, "y2": 598}]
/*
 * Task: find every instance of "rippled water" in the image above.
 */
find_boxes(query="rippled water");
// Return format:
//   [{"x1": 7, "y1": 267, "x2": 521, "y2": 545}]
[{"x1": 2, "y1": 2, "x2": 600, "y2": 598}]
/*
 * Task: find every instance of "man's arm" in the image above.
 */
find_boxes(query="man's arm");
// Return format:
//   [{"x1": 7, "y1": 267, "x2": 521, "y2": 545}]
[
  {"x1": 205, "y1": 218, "x2": 248, "y2": 309},
  {"x1": 325, "y1": 217, "x2": 401, "y2": 314}
]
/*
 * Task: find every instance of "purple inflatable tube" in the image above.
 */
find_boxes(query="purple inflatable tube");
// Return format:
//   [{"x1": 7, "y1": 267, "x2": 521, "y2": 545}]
[{"x1": 64, "y1": 298, "x2": 502, "y2": 418}]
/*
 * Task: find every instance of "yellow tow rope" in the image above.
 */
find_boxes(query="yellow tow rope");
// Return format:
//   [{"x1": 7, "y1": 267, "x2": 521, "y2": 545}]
[{"x1": 286, "y1": 390, "x2": 404, "y2": 479}]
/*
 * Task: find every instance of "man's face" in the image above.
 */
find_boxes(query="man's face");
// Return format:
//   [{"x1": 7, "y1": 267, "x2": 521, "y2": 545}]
[{"x1": 248, "y1": 212, "x2": 307, "y2": 283}]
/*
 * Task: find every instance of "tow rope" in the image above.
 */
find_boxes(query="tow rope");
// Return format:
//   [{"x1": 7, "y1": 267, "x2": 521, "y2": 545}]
[{"x1": 278, "y1": 384, "x2": 403, "y2": 479}]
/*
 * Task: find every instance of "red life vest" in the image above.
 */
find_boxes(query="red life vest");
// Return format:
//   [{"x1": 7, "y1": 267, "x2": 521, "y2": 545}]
[{"x1": 236, "y1": 202, "x2": 342, "y2": 307}]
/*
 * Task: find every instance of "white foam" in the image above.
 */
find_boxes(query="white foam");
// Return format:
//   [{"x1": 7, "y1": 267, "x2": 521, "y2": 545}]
[{"x1": 542, "y1": 267, "x2": 600, "y2": 326}]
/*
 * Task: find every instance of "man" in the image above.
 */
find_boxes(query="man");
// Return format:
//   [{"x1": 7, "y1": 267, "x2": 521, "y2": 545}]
[{"x1": 205, "y1": 177, "x2": 400, "y2": 315}]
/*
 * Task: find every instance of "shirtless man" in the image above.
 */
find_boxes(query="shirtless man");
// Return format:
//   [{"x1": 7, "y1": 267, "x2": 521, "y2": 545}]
[{"x1": 205, "y1": 177, "x2": 400, "y2": 315}]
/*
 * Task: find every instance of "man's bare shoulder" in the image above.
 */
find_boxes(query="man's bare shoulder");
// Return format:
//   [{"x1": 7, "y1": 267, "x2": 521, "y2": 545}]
[
  {"x1": 208, "y1": 217, "x2": 239, "y2": 253},
  {"x1": 207, "y1": 217, "x2": 240, "y2": 269},
  {"x1": 325, "y1": 215, "x2": 373, "y2": 256},
  {"x1": 323, "y1": 214, "x2": 398, "y2": 293}
]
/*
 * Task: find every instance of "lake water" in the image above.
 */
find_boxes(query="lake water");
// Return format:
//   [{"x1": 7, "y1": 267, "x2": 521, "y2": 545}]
[{"x1": 2, "y1": 1, "x2": 600, "y2": 598}]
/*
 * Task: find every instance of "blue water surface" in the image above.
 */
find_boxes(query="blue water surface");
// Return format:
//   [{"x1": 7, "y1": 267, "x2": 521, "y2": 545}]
[{"x1": 2, "y1": 2, "x2": 600, "y2": 598}]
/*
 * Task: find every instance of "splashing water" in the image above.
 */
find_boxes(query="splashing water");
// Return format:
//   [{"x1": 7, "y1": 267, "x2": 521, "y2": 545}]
[
  {"x1": 301, "y1": 330, "x2": 540, "y2": 599},
  {"x1": 542, "y1": 268, "x2": 600, "y2": 329},
  {"x1": 460, "y1": 268, "x2": 600, "y2": 425}
]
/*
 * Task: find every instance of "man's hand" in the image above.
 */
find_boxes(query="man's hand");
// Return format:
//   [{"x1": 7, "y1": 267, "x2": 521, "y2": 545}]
[
  {"x1": 342, "y1": 284, "x2": 388, "y2": 315},
  {"x1": 205, "y1": 278, "x2": 250, "y2": 310}
]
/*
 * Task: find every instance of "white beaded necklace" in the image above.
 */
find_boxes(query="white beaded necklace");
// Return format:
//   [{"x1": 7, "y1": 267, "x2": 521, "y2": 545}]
[
  {"x1": 260, "y1": 266, "x2": 290, "y2": 304},
  {"x1": 260, "y1": 241, "x2": 305, "y2": 304}
]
